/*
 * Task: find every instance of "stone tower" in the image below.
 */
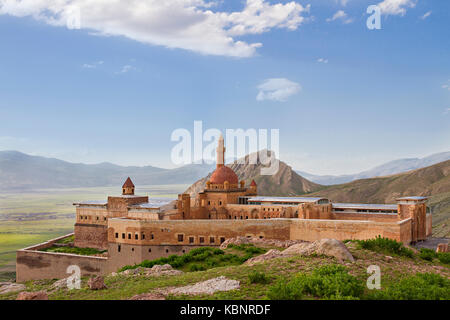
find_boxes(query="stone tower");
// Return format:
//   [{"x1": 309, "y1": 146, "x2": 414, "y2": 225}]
[
  {"x1": 216, "y1": 134, "x2": 225, "y2": 168},
  {"x1": 122, "y1": 177, "x2": 135, "y2": 195}
]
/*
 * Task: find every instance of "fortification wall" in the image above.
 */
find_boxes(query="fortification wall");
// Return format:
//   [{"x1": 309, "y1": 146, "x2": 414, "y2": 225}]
[
  {"x1": 332, "y1": 212, "x2": 398, "y2": 222},
  {"x1": 74, "y1": 223, "x2": 108, "y2": 250},
  {"x1": 290, "y1": 218, "x2": 412, "y2": 244},
  {"x1": 16, "y1": 234, "x2": 110, "y2": 282}
]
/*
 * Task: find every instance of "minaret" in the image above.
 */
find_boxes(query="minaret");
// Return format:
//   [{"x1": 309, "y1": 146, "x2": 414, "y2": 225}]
[{"x1": 216, "y1": 134, "x2": 225, "y2": 168}]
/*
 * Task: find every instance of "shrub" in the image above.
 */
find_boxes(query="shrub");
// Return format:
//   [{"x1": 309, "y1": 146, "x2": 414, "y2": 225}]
[
  {"x1": 367, "y1": 273, "x2": 450, "y2": 300},
  {"x1": 267, "y1": 264, "x2": 364, "y2": 300},
  {"x1": 437, "y1": 252, "x2": 450, "y2": 265},
  {"x1": 355, "y1": 236, "x2": 414, "y2": 258},
  {"x1": 118, "y1": 246, "x2": 263, "y2": 273},
  {"x1": 248, "y1": 271, "x2": 270, "y2": 284},
  {"x1": 418, "y1": 248, "x2": 437, "y2": 261}
]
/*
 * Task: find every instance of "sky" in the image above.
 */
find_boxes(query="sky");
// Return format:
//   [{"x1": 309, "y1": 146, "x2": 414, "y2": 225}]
[{"x1": 0, "y1": 0, "x2": 449, "y2": 175}]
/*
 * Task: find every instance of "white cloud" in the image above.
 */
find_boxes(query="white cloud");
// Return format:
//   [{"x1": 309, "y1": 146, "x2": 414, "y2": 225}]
[
  {"x1": 82, "y1": 60, "x2": 104, "y2": 69},
  {"x1": 377, "y1": 0, "x2": 416, "y2": 16},
  {"x1": 256, "y1": 78, "x2": 301, "y2": 102},
  {"x1": 0, "y1": 0, "x2": 310, "y2": 58},
  {"x1": 326, "y1": 10, "x2": 353, "y2": 24},
  {"x1": 116, "y1": 65, "x2": 137, "y2": 74},
  {"x1": 317, "y1": 58, "x2": 328, "y2": 63},
  {"x1": 420, "y1": 11, "x2": 431, "y2": 20},
  {"x1": 442, "y1": 81, "x2": 450, "y2": 91}
]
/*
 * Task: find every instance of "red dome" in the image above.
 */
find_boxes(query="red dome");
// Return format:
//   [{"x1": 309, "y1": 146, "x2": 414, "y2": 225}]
[{"x1": 210, "y1": 166, "x2": 239, "y2": 185}]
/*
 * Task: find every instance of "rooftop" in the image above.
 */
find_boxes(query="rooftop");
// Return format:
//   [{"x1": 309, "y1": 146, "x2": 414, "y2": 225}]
[
  {"x1": 73, "y1": 200, "x2": 107, "y2": 206},
  {"x1": 332, "y1": 203, "x2": 398, "y2": 211},
  {"x1": 396, "y1": 196, "x2": 428, "y2": 201},
  {"x1": 131, "y1": 198, "x2": 175, "y2": 209},
  {"x1": 247, "y1": 196, "x2": 328, "y2": 203}
]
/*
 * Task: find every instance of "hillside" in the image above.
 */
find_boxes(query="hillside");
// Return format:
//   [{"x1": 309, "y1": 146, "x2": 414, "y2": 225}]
[
  {"x1": 185, "y1": 151, "x2": 321, "y2": 196},
  {"x1": 297, "y1": 151, "x2": 450, "y2": 185},
  {"x1": 307, "y1": 160, "x2": 450, "y2": 237},
  {"x1": 0, "y1": 151, "x2": 213, "y2": 191}
]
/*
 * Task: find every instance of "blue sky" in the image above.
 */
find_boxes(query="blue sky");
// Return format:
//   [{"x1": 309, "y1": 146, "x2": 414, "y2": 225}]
[{"x1": 0, "y1": 0, "x2": 449, "y2": 175}]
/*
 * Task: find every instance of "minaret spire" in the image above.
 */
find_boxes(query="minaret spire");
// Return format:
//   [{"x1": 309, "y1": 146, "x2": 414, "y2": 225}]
[{"x1": 216, "y1": 134, "x2": 225, "y2": 168}]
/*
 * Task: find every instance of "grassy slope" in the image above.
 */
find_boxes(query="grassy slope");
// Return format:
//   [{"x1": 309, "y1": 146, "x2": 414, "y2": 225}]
[
  {"x1": 0, "y1": 244, "x2": 448, "y2": 300},
  {"x1": 306, "y1": 160, "x2": 450, "y2": 237}
]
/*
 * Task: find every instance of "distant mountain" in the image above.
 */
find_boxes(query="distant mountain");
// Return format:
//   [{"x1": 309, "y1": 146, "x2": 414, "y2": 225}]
[
  {"x1": 297, "y1": 151, "x2": 450, "y2": 185},
  {"x1": 186, "y1": 151, "x2": 321, "y2": 196},
  {"x1": 0, "y1": 151, "x2": 214, "y2": 191},
  {"x1": 306, "y1": 160, "x2": 450, "y2": 237}
]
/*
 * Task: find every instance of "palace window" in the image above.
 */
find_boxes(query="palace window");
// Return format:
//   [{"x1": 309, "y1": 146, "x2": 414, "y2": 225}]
[
  {"x1": 199, "y1": 237, "x2": 205, "y2": 244},
  {"x1": 166, "y1": 249, "x2": 169, "y2": 253},
  {"x1": 128, "y1": 233, "x2": 131, "y2": 240},
  {"x1": 115, "y1": 233, "x2": 118, "y2": 239},
  {"x1": 220, "y1": 237, "x2": 226, "y2": 244},
  {"x1": 210, "y1": 237, "x2": 215, "y2": 244},
  {"x1": 142, "y1": 233, "x2": 145, "y2": 240},
  {"x1": 118, "y1": 245, "x2": 121, "y2": 252},
  {"x1": 189, "y1": 236, "x2": 195, "y2": 244},
  {"x1": 122, "y1": 233, "x2": 125, "y2": 239},
  {"x1": 151, "y1": 233, "x2": 154, "y2": 240},
  {"x1": 135, "y1": 234, "x2": 138, "y2": 240},
  {"x1": 178, "y1": 234, "x2": 184, "y2": 242}
]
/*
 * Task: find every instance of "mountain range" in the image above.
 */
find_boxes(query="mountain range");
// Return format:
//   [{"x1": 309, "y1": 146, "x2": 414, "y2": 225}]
[{"x1": 297, "y1": 151, "x2": 450, "y2": 185}]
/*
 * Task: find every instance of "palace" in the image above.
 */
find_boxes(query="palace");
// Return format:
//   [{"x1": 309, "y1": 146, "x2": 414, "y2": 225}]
[{"x1": 16, "y1": 136, "x2": 432, "y2": 282}]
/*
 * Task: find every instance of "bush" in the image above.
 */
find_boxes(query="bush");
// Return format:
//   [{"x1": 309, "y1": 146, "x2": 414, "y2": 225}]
[
  {"x1": 418, "y1": 248, "x2": 437, "y2": 261},
  {"x1": 248, "y1": 271, "x2": 270, "y2": 284},
  {"x1": 118, "y1": 246, "x2": 263, "y2": 273},
  {"x1": 355, "y1": 236, "x2": 414, "y2": 258},
  {"x1": 267, "y1": 264, "x2": 364, "y2": 300},
  {"x1": 367, "y1": 273, "x2": 450, "y2": 300},
  {"x1": 437, "y1": 252, "x2": 450, "y2": 265}
]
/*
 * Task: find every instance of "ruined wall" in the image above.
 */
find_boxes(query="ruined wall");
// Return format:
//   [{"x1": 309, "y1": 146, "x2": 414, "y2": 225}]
[
  {"x1": 74, "y1": 223, "x2": 108, "y2": 250},
  {"x1": 290, "y1": 218, "x2": 412, "y2": 244},
  {"x1": 16, "y1": 234, "x2": 110, "y2": 282}
]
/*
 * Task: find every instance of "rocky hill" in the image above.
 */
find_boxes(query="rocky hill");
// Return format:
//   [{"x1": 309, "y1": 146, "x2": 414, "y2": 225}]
[
  {"x1": 185, "y1": 151, "x2": 321, "y2": 196},
  {"x1": 307, "y1": 160, "x2": 450, "y2": 237}
]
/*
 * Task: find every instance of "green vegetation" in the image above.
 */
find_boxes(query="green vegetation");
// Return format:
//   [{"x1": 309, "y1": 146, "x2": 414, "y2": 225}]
[
  {"x1": 119, "y1": 246, "x2": 266, "y2": 273},
  {"x1": 267, "y1": 264, "x2": 364, "y2": 300},
  {"x1": 354, "y1": 236, "x2": 414, "y2": 258},
  {"x1": 419, "y1": 248, "x2": 437, "y2": 261},
  {"x1": 437, "y1": 252, "x2": 450, "y2": 265},
  {"x1": 55, "y1": 235, "x2": 74, "y2": 244},
  {"x1": 248, "y1": 271, "x2": 271, "y2": 284},
  {"x1": 367, "y1": 273, "x2": 450, "y2": 300},
  {"x1": 40, "y1": 246, "x2": 106, "y2": 256}
]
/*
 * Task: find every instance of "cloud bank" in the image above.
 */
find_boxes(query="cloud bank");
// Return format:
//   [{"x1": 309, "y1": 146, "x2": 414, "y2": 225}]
[
  {"x1": 0, "y1": 0, "x2": 310, "y2": 57},
  {"x1": 377, "y1": 0, "x2": 416, "y2": 16}
]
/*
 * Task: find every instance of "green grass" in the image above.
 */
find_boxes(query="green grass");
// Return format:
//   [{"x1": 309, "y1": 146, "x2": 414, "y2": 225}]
[
  {"x1": 267, "y1": 264, "x2": 365, "y2": 300},
  {"x1": 354, "y1": 236, "x2": 414, "y2": 258},
  {"x1": 119, "y1": 246, "x2": 266, "y2": 273},
  {"x1": 248, "y1": 271, "x2": 271, "y2": 284},
  {"x1": 40, "y1": 246, "x2": 106, "y2": 256}
]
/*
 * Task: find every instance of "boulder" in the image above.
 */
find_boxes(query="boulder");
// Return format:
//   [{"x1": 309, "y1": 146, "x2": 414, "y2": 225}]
[
  {"x1": 88, "y1": 276, "x2": 106, "y2": 290},
  {"x1": 16, "y1": 291, "x2": 48, "y2": 300},
  {"x1": 220, "y1": 236, "x2": 304, "y2": 249},
  {"x1": 145, "y1": 264, "x2": 183, "y2": 277},
  {"x1": 245, "y1": 249, "x2": 284, "y2": 266},
  {"x1": 0, "y1": 283, "x2": 26, "y2": 295},
  {"x1": 384, "y1": 256, "x2": 393, "y2": 262},
  {"x1": 282, "y1": 239, "x2": 355, "y2": 262},
  {"x1": 169, "y1": 276, "x2": 240, "y2": 296}
]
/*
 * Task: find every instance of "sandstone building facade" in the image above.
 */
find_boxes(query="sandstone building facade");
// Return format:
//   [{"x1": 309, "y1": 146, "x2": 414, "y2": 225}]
[{"x1": 16, "y1": 136, "x2": 432, "y2": 281}]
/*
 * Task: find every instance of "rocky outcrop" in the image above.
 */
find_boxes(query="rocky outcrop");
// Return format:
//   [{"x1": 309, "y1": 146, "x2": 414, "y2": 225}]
[
  {"x1": 220, "y1": 236, "x2": 305, "y2": 249},
  {"x1": 120, "y1": 264, "x2": 183, "y2": 277},
  {"x1": 88, "y1": 276, "x2": 106, "y2": 290},
  {"x1": 16, "y1": 291, "x2": 48, "y2": 300},
  {"x1": 436, "y1": 243, "x2": 449, "y2": 253},
  {"x1": 169, "y1": 276, "x2": 240, "y2": 296},
  {"x1": 282, "y1": 239, "x2": 355, "y2": 262},
  {"x1": 0, "y1": 283, "x2": 26, "y2": 295},
  {"x1": 245, "y1": 249, "x2": 284, "y2": 266}
]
